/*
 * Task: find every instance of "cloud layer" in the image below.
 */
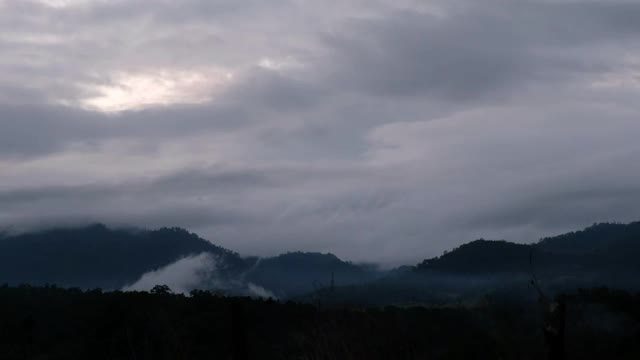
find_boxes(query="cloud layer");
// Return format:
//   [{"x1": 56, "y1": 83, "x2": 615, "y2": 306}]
[{"x1": 2, "y1": 0, "x2": 640, "y2": 265}]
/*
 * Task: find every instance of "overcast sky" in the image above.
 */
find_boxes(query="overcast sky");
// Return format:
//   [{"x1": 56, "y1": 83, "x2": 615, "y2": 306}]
[{"x1": 2, "y1": 0, "x2": 640, "y2": 265}]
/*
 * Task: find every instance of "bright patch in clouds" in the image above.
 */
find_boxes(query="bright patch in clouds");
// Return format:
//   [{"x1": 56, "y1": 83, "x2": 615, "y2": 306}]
[
  {"x1": 36, "y1": 0, "x2": 99, "y2": 8},
  {"x1": 81, "y1": 68, "x2": 233, "y2": 112}
]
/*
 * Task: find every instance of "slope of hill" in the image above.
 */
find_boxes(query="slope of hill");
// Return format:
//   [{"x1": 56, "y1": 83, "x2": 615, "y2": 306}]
[
  {"x1": 416, "y1": 240, "x2": 533, "y2": 273},
  {"x1": 537, "y1": 222, "x2": 640, "y2": 274},
  {"x1": 537, "y1": 222, "x2": 640, "y2": 254},
  {"x1": 414, "y1": 222, "x2": 640, "y2": 277},
  {"x1": 244, "y1": 252, "x2": 380, "y2": 297},
  {"x1": 0, "y1": 224, "x2": 245, "y2": 289},
  {"x1": 2, "y1": 221, "x2": 640, "y2": 301},
  {"x1": 306, "y1": 222, "x2": 640, "y2": 306}
]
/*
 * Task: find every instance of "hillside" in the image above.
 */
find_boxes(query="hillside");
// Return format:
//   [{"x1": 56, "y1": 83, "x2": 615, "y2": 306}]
[
  {"x1": 416, "y1": 240, "x2": 533, "y2": 273},
  {"x1": 244, "y1": 252, "x2": 379, "y2": 297},
  {"x1": 0, "y1": 225, "x2": 377, "y2": 297},
  {"x1": 0, "y1": 224, "x2": 244, "y2": 289},
  {"x1": 414, "y1": 222, "x2": 640, "y2": 277},
  {"x1": 2, "y1": 221, "x2": 640, "y2": 300},
  {"x1": 537, "y1": 222, "x2": 640, "y2": 254}
]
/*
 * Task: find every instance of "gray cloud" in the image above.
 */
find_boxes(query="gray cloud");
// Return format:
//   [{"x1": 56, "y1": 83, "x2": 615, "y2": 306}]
[
  {"x1": 0, "y1": 167, "x2": 279, "y2": 228},
  {"x1": 1, "y1": 0, "x2": 640, "y2": 265},
  {"x1": 321, "y1": 11, "x2": 528, "y2": 100},
  {"x1": 317, "y1": 1, "x2": 640, "y2": 101}
]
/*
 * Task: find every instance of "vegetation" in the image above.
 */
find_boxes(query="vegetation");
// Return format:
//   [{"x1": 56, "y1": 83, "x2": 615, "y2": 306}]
[
  {"x1": 0, "y1": 225, "x2": 245, "y2": 289},
  {"x1": 0, "y1": 285, "x2": 638, "y2": 359},
  {"x1": 1, "y1": 222, "x2": 640, "y2": 357},
  {"x1": 245, "y1": 252, "x2": 379, "y2": 297}
]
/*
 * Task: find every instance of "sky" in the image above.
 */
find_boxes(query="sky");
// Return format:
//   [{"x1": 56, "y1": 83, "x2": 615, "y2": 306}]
[{"x1": 2, "y1": 0, "x2": 640, "y2": 265}]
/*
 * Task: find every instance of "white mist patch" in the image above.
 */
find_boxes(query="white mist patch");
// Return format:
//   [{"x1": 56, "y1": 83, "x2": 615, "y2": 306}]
[
  {"x1": 123, "y1": 252, "x2": 216, "y2": 294},
  {"x1": 247, "y1": 283, "x2": 276, "y2": 299},
  {"x1": 123, "y1": 252, "x2": 278, "y2": 298}
]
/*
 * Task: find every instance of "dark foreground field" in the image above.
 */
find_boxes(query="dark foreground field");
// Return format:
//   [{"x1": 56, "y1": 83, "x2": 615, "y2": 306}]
[{"x1": 0, "y1": 285, "x2": 638, "y2": 360}]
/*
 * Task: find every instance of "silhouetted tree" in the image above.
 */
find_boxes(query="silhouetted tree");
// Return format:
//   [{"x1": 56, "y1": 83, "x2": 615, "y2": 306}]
[{"x1": 150, "y1": 284, "x2": 172, "y2": 295}]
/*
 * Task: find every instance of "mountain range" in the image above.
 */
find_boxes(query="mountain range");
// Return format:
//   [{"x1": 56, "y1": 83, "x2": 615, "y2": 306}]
[{"x1": 1, "y1": 222, "x2": 640, "y2": 302}]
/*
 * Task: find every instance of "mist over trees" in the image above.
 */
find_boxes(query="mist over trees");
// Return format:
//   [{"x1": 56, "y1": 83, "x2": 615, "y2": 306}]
[{"x1": 1, "y1": 222, "x2": 640, "y2": 358}]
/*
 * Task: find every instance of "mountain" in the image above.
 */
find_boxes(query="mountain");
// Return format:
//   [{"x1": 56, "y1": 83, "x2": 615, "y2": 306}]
[
  {"x1": 0, "y1": 224, "x2": 246, "y2": 289},
  {"x1": 537, "y1": 222, "x2": 640, "y2": 254},
  {"x1": 0, "y1": 224, "x2": 377, "y2": 297},
  {"x1": 307, "y1": 222, "x2": 640, "y2": 306},
  {"x1": 416, "y1": 239, "x2": 533, "y2": 273},
  {"x1": 244, "y1": 251, "x2": 380, "y2": 297},
  {"x1": 536, "y1": 222, "x2": 640, "y2": 276},
  {"x1": 415, "y1": 222, "x2": 640, "y2": 276},
  {"x1": 2, "y1": 221, "x2": 640, "y2": 302}
]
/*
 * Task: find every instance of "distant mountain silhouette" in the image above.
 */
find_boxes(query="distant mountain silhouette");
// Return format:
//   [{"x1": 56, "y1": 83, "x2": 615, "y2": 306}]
[
  {"x1": 2, "y1": 221, "x2": 640, "y2": 300},
  {"x1": 244, "y1": 251, "x2": 379, "y2": 297},
  {"x1": 537, "y1": 222, "x2": 640, "y2": 254},
  {"x1": 0, "y1": 224, "x2": 244, "y2": 289},
  {"x1": 416, "y1": 222, "x2": 640, "y2": 276},
  {"x1": 536, "y1": 222, "x2": 640, "y2": 278},
  {"x1": 416, "y1": 240, "x2": 532, "y2": 273},
  {"x1": 302, "y1": 222, "x2": 640, "y2": 306},
  {"x1": 371, "y1": 222, "x2": 638, "y2": 304},
  {"x1": 0, "y1": 224, "x2": 377, "y2": 296}
]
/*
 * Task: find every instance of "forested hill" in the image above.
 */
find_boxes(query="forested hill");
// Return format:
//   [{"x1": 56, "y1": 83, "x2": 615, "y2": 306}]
[
  {"x1": 0, "y1": 225, "x2": 378, "y2": 296},
  {"x1": 416, "y1": 240, "x2": 532, "y2": 273},
  {"x1": 413, "y1": 222, "x2": 640, "y2": 289},
  {"x1": 537, "y1": 221, "x2": 640, "y2": 256},
  {"x1": 244, "y1": 252, "x2": 379, "y2": 297},
  {"x1": 2, "y1": 221, "x2": 640, "y2": 296},
  {"x1": 0, "y1": 224, "x2": 245, "y2": 289}
]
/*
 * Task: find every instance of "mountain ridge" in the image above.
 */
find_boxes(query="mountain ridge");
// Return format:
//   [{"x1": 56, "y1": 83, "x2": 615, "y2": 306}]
[{"x1": 2, "y1": 221, "x2": 640, "y2": 299}]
